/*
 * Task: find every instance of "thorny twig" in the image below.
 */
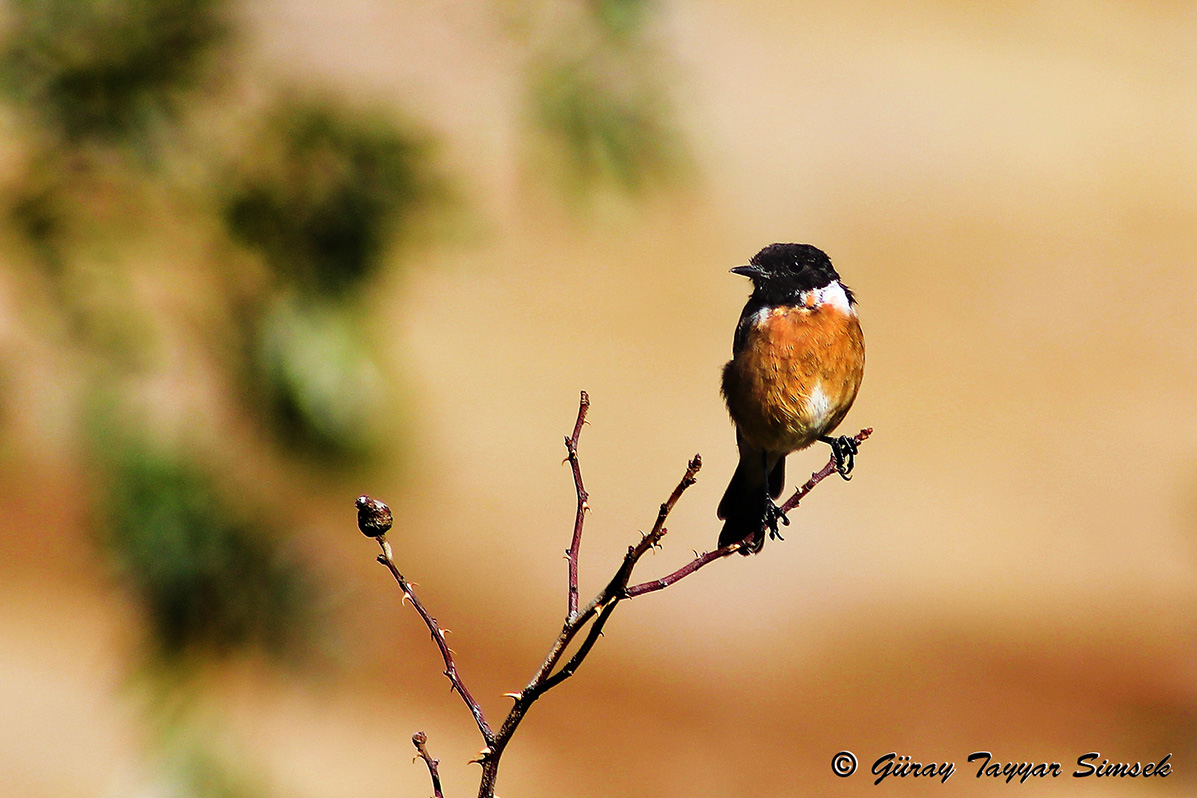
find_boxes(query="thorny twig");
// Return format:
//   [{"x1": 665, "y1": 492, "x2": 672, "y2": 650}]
[
  {"x1": 564, "y1": 390, "x2": 590, "y2": 619},
  {"x1": 412, "y1": 732, "x2": 444, "y2": 798},
  {"x1": 355, "y1": 393, "x2": 872, "y2": 798},
  {"x1": 627, "y1": 426, "x2": 874, "y2": 597},
  {"x1": 356, "y1": 496, "x2": 493, "y2": 744}
]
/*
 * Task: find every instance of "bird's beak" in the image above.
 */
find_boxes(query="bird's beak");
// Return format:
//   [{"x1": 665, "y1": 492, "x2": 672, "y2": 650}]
[{"x1": 730, "y1": 264, "x2": 761, "y2": 278}]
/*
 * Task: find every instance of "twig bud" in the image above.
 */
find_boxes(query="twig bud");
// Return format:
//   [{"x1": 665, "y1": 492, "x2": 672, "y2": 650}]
[{"x1": 355, "y1": 495, "x2": 393, "y2": 538}]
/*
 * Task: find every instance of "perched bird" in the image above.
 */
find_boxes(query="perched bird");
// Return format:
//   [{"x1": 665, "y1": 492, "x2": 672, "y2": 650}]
[{"x1": 718, "y1": 243, "x2": 865, "y2": 554}]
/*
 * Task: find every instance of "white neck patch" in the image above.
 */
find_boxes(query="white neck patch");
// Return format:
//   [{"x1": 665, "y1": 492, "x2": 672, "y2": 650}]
[{"x1": 810, "y1": 280, "x2": 853, "y2": 314}]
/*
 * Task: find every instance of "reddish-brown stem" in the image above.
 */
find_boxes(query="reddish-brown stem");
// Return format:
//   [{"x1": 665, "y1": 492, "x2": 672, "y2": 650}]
[
  {"x1": 363, "y1": 394, "x2": 872, "y2": 798},
  {"x1": 780, "y1": 427, "x2": 873, "y2": 515},
  {"x1": 626, "y1": 544, "x2": 739, "y2": 596},
  {"x1": 540, "y1": 598, "x2": 618, "y2": 691},
  {"x1": 475, "y1": 452, "x2": 703, "y2": 797},
  {"x1": 564, "y1": 390, "x2": 590, "y2": 620},
  {"x1": 628, "y1": 426, "x2": 874, "y2": 597},
  {"x1": 412, "y1": 732, "x2": 444, "y2": 798},
  {"x1": 376, "y1": 539, "x2": 494, "y2": 744}
]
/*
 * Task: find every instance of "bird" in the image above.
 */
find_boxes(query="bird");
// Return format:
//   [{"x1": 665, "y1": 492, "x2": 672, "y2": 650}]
[{"x1": 717, "y1": 243, "x2": 865, "y2": 554}]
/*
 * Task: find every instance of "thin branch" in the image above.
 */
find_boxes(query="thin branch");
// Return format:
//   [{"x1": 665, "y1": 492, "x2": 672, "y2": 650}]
[
  {"x1": 375, "y1": 536, "x2": 494, "y2": 744},
  {"x1": 564, "y1": 390, "x2": 590, "y2": 620},
  {"x1": 781, "y1": 427, "x2": 873, "y2": 514},
  {"x1": 541, "y1": 451, "x2": 703, "y2": 691},
  {"x1": 626, "y1": 543, "x2": 739, "y2": 597},
  {"x1": 627, "y1": 426, "x2": 874, "y2": 597},
  {"x1": 358, "y1": 400, "x2": 873, "y2": 798},
  {"x1": 474, "y1": 453, "x2": 704, "y2": 795},
  {"x1": 540, "y1": 596, "x2": 618, "y2": 691},
  {"x1": 412, "y1": 731, "x2": 444, "y2": 798},
  {"x1": 578, "y1": 451, "x2": 703, "y2": 611}
]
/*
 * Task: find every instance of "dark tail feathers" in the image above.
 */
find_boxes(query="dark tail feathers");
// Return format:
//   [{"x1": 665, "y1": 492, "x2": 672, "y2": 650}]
[{"x1": 717, "y1": 452, "x2": 785, "y2": 555}]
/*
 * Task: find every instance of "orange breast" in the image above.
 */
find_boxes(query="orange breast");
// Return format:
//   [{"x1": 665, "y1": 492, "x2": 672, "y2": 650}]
[{"x1": 722, "y1": 304, "x2": 864, "y2": 453}]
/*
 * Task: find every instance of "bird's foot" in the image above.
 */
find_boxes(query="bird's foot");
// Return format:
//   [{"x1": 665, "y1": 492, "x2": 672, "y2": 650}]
[
  {"x1": 820, "y1": 435, "x2": 858, "y2": 480},
  {"x1": 763, "y1": 498, "x2": 790, "y2": 540}
]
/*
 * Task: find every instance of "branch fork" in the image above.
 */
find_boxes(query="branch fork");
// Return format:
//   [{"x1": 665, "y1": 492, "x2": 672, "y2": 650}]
[{"x1": 355, "y1": 393, "x2": 872, "y2": 797}]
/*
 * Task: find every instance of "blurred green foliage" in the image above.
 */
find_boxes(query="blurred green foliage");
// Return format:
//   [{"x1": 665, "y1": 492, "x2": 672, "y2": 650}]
[
  {"x1": 523, "y1": 0, "x2": 686, "y2": 197},
  {"x1": 589, "y1": 0, "x2": 655, "y2": 41},
  {"x1": 136, "y1": 706, "x2": 275, "y2": 798},
  {"x1": 223, "y1": 97, "x2": 445, "y2": 297},
  {"x1": 0, "y1": 1, "x2": 688, "y2": 794},
  {"x1": 220, "y1": 96, "x2": 445, "y2": 458},
  {"x1": 2, "y1": 0, "x2": 230, "y2": 150},
  {"x1": 250, "y1": 297, "x2": 385, "y2": 457},
  {"x1": 530, "y1": 51, "x2": 683, "y2": 195},
  {"x1": 0, "y1": 0, "x2": 689, "y2": 669},
  {"x1": 7, "y1": 154, "x2": 68, "y2": 273},
  {"x1": 99, "y1": 438, "x2": 320, "y2": 664},
  {"x1": 163, "y1": 744, "x2": 271, "y2": 798}
]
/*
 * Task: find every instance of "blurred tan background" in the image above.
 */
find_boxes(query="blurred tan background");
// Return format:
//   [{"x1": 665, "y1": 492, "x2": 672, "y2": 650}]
[{"x1": 1, "y1": 0, "x2": 1194, "y2": 796}]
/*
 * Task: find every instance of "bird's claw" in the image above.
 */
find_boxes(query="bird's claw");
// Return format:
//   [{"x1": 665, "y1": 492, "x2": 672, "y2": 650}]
[
  {"x1": 763, "y1": 499, "x2": 789, "y2": 540},
  {"x1": 823, "y1": 435, "x2": 858, "y2": 480}
]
